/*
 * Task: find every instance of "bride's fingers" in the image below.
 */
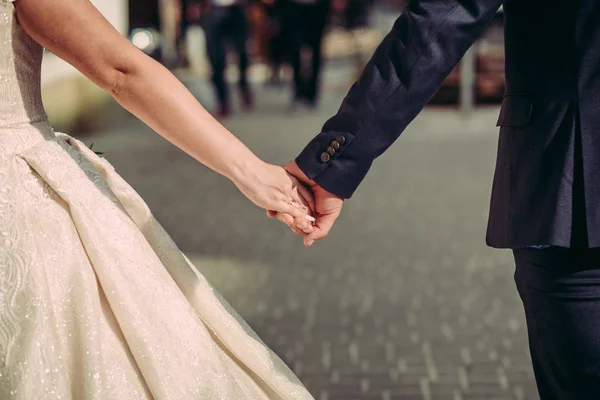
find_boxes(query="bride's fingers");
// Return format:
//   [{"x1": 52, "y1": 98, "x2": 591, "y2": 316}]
[
  {"x1": 292, "y1": 208, "x2": 314, "y2": 232},
  {"x1": 268, "y1": 198, "x2": 311, "y2": 233},
  {"x1": 280, "y1": 198, "x2": 309, "y2": 220},
  {"x1": 295, "y1": 183, "x2": 315, "y2": 215},
  {"x1": 291, "y1": 226, "x2": 305, "y2": 236},
  {"x1": 275, "y1": 209, "x2": 312, "y2": 234},
  {"x1": 290, "y1": 187, "x2": 316, "y2": 232},
  {"x1": 275, "y1": 213, "x2": 305, "y2": 235},
  {"x1": 296, "y1": 219, "x2": 313, "y2": 234},
  {"x1": 276, "y1": 212, "x2": 294, "y2": 226},
  {"x1": 275, "y1": 199, "x2": 314, "y2": 234},
  {"x1": 285, "y1": 204, "x2": 313, "y2": 233}
]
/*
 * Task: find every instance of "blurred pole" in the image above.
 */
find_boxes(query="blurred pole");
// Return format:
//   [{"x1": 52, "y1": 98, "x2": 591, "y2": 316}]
[
  {"x1": 159, "y1": 0, "x2": 180, "y2": 66},
  {"x1": 460, "y1": 43, "x2": 476, "y2": 115}
]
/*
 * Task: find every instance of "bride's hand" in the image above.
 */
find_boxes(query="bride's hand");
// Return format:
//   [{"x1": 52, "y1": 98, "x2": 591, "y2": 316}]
[{"x1": 231, "y1": 160, "x2": 315, "y2": 234}]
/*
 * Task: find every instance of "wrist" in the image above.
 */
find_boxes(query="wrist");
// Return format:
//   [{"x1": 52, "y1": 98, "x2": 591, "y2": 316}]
[
  {"x1": 284, "y1": 161, "x2": 314, "y2": 186},
  {"x1": 226, "y1": 153, "x2": 265, "y2": 186}
]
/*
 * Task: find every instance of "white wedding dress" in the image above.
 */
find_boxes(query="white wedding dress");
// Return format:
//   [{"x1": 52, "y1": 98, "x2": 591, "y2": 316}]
[{"x1": 0, "y1": 2, "x2": 314, "y2": 399}]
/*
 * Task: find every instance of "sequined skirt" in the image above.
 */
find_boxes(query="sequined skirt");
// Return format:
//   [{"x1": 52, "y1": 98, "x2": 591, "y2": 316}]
[{"x1": 0, "y1": 123, "x2": 313, "y2": 400}]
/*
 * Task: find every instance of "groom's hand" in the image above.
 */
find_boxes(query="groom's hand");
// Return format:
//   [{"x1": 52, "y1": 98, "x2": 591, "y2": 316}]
[{"x1": 269, "y1": 161, "x2": 344, "y2": 246}]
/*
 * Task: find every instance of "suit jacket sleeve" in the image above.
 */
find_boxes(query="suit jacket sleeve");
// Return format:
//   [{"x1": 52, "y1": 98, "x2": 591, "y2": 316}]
[{"x1": 295, "y1": 0, "x2": 504, "y2": 198}]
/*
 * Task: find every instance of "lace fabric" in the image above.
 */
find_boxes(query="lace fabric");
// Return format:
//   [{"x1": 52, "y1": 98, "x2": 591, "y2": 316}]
[{"x1": 0, "y1": 3, "x2": 313, "y2": 399}]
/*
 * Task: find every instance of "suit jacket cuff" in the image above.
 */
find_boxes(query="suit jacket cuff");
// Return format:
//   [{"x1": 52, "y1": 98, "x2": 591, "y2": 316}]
[{"x1": 295, "y1": 130, "x2": 371, "y2": 199}]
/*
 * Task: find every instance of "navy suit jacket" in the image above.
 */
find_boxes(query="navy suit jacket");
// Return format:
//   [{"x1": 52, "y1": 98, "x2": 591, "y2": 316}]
[{"x1": 295, "y1": 0, "x2": 600, "y2": 249}]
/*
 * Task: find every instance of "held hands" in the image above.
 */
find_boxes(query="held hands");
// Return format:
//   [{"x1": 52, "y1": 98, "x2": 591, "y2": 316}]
[
  {"x1": 231, "y1": 159, "x2": 316, "y2": 235},
  {"x1": 268, "y1": 161, "x2": 344, "y2": 247}
]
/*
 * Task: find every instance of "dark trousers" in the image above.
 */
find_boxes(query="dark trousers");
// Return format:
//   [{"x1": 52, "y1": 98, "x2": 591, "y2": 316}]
[
  {"x1": 282, "y1": 1, "x2": 329, "y2": 104},
  {"x1": 205, "y1": 5, "x2": 249, "y2": 108},
  {"x1": 513, "y1": 247, "x2": 600, "y2": 399},
  {"x1": 264, "y1": 3, "x2": 287, "y2": 69}
]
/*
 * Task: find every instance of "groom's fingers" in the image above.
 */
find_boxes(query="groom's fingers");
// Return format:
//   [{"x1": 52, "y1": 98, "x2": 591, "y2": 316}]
[
  {"x1": 304, "y1": 227, "x2": 326, "y2": 247},
  {"x1": 304, "y1": 213, "x2": 338, "y2": 246}
]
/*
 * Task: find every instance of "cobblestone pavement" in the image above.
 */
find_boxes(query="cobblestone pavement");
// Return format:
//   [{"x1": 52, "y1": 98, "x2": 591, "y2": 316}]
[{"x1": 84, "y1": 75, "x2": 540, "y2": 399}]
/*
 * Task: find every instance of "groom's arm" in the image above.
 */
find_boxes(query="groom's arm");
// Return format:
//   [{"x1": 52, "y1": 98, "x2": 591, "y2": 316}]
[{"x1": 295, "y1": 0, "x2": 504, "y2": 199}]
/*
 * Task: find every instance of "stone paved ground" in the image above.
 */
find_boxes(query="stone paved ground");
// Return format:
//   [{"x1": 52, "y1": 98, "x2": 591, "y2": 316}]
[{"x1": 82, "y1": 67, "x2": 540, "y2": 399}]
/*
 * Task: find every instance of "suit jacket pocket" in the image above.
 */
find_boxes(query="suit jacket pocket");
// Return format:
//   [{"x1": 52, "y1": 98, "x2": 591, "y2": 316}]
[{"x1": 496, "y1": 95, "x2": 533, "y2": 127}]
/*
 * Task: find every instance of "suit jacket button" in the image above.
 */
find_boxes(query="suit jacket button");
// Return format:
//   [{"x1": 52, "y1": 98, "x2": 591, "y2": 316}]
[
  {"x1": 336, "y1": 135, "x2": 346, "y2": 145},
  {"x1": 327, "y1": 146, "x2": 336, "y2": 156},
  {"x1": 320, "y1": 152, "x2": 331, "y2": 163},
  {"x1": 331, "y1": 140, "x2": 340, "y2": 150}
]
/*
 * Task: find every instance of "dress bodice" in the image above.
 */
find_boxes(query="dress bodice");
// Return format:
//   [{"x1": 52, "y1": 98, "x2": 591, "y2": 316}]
[{"x1": 0, "y1": 0, "x2": 47, "y2": 128}]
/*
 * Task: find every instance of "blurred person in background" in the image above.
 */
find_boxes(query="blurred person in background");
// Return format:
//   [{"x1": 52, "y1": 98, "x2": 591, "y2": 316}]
[
  {"x1": 1, "y1": 0, "x2": 317, "y2": 398},
  {"x1": 277, "y1": 0, "x2": 600, "y2": 398},
  {"x1": 261, "y1": 0, "x2": 288, "y2": 85},
  {"x1": 202, "y1": 0, "x2": 253, "y2": 118},
  {"x1": 175, "y1": 0, "x2": 205, "y2": 68},
  {"x1": 283, "y1": 0, "x2": 331, "y2": 110}
]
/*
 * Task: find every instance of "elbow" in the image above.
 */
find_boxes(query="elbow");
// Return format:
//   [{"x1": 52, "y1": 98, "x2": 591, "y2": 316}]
[
  {"x1": 91, "y1": 58, "x2": 136, "y2": 97},
  {"x1": 93, "y1": 52, "x2": 158, "y2": 99},
  {"x1": 97, "y1": 54, "x2": 153, "y2": 98},
  {"x1": 99, "y1": 67, "x2": 128, "y2": 97}
]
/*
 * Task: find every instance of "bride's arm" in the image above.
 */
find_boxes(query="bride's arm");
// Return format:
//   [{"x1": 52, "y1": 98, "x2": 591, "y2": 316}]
[{"x1": 14, "y1": 0, "x2": 314, "y2": 226}]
